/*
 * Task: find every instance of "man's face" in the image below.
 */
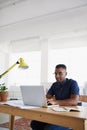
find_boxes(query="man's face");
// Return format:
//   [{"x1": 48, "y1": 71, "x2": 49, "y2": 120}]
[{"x1": 54, "y1": 67, "x2": 67, "y2": 82}]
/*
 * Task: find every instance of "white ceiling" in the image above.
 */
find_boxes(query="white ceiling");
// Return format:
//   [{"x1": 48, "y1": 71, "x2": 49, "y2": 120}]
[
  {"x1": 0, "y1": 0, "x2": 87, "y2": 12},
  {"x1": 0, "y1": 0, "x2": 87, "y2": 43},
  {"x1": 0, "y1": 0, "x2": 87, "y2": 27},
  {"x1": 0, "y1": 0, "x2": 25, "y2": 8}
]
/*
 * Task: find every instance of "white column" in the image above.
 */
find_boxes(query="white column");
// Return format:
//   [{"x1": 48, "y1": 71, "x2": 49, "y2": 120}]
[{"x1": 40, "y1": 39, "x2": 48, "y2": 85}]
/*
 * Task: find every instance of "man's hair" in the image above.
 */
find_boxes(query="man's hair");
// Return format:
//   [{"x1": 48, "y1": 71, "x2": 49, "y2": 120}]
[{"x1": 55, "y1": 64, "x2": 67, "y2": 70}]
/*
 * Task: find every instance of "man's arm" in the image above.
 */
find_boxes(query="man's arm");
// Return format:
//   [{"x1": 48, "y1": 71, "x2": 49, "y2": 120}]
[
  {"x1": 47, "y1": 94, "x2": 79, "y2": 106},
  {"x1": 56, "y1": 94, "x2": 79, "y2": 106}
]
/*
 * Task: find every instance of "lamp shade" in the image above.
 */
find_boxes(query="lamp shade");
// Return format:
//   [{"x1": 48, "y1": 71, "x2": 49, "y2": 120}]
[{"x1": 18, "y1": 58, "x2": 29, "y2": 69}]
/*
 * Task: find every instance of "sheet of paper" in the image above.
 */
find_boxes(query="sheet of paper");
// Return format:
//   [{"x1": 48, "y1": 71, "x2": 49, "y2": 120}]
[
  {"x1": 51, "y1": 106, "x2": 82, "y2": 112},
  {"x1": 52, "y1": 107, "x2": 67, "y2": 112},
  {"x1": 4, "y1": 100, "x2": 40, "y2": 109}
]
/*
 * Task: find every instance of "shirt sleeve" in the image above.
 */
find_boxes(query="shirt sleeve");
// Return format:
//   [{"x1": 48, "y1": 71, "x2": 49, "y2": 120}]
[
  {"x1": 71, "y1": 80, "x2": 79, "y2": 95},
  {"x1": 47, "y1": 83, "x2": 55, "y2": 96}
]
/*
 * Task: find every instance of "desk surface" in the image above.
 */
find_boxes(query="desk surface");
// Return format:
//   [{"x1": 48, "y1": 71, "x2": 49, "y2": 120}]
[{"x1": 0, "y1": 104, "x2": 87, "y2": 130}]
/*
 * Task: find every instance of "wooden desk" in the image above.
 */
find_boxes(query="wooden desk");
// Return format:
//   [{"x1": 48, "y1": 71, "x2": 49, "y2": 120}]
[{"x1": 0, "y1": 104, "x2": 87, "y2": 130}]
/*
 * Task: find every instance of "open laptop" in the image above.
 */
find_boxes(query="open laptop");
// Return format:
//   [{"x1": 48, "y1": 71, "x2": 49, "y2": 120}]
[{"x1": 20, "y1": 85, "x2": 47, "y2": 107}]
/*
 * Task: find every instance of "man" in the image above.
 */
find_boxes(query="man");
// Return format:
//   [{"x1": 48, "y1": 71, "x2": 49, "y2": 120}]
[{"x1": 30, "y1": 64, "x2": 79, "y2": 130}]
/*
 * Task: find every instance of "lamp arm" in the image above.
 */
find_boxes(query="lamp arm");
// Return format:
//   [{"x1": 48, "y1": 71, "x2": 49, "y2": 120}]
[{"x1": 0, "y1": 61, "x2": 19, "y2": 78}]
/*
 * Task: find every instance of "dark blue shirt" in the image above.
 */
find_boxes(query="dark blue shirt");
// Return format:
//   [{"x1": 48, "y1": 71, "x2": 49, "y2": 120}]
[{"x1": 47, "y1": 78, "x2": 79, "y2": 100}]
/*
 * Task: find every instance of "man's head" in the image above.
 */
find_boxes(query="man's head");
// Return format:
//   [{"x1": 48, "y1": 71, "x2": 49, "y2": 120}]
[{"x1": 54, "y1": 64, "x2": 67, "y2": 82}]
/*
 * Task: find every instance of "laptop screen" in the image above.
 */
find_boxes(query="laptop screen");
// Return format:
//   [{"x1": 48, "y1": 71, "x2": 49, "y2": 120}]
[{"x1": 20, "y1": 85, "x2": 47, "y2": 107}]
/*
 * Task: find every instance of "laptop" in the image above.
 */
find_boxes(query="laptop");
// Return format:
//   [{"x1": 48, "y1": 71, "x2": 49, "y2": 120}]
[{"x1": 20, "y1": 85, "x2": 47, "y2": 107}]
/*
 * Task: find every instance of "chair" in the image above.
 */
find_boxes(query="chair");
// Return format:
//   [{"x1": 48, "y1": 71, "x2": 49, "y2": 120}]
[
  {"x1": 77, "y1": 95, "x2": 87, "y2": 106},
  {"x1": 79, "y1": 95, "x2": 87, "y2": 102}
]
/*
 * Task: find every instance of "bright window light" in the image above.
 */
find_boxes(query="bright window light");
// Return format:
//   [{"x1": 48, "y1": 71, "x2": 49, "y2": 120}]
[
  {"x1": 48, "y1": 47, "x2": 87, "y2": 88},
  {"x1": 8, "y1": 51, "x2": 41, "y2": 86}
]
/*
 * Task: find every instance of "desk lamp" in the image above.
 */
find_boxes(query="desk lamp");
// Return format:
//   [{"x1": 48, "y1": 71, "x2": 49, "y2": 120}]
[{"x1": 0, "y1": 58, "x2": 29, "y2": 78}]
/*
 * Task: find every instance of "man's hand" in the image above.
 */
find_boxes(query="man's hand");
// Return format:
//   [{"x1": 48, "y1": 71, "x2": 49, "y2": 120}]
[{"x1": 47, "y1": 98, "x2": 58, "y2": 105}]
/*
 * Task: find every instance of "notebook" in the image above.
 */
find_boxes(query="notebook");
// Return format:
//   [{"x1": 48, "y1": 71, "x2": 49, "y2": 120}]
[{"x1": 20, "y1": 85, "x2": 47, "y2": 107}]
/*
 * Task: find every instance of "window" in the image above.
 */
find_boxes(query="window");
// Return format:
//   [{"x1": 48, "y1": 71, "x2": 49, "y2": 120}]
[
  {"x1": 8, "y1": 51, "x2": 41, "y2": 86},
  {"x1": 48, "y1": 47, "x2": 87, "y2": 88}
]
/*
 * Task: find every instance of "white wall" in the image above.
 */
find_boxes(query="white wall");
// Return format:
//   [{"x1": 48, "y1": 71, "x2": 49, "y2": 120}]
[{"x1": 0, "y1": 52, "x2": 9, "y2": 83}]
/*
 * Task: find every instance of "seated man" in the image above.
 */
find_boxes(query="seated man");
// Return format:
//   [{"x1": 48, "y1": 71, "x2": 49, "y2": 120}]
[{"x1": 30, "y1": 64, "x2": 79, "y2": 130}]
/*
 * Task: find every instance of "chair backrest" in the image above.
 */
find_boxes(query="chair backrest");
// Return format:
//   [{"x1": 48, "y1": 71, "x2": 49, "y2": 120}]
[{"x1": 79, "y1": 95, "x2": 87, "y2": 102}]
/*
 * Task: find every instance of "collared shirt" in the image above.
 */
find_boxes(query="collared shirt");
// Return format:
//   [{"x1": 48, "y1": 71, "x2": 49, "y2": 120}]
[{"x1": 47, "y1": 78, "x2": 79, "y2": 100}]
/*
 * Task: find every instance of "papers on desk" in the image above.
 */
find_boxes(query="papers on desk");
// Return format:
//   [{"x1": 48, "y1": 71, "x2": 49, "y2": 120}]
[
  {"x1": 4, "y1": 100, "x2": 40, "y2": 109},
  {"x1": 51, "y1": 106, "x2": 82, "y2": 112},
  {"x1": 1, "y1": 100, "x2": 86, "y2": 111}
]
